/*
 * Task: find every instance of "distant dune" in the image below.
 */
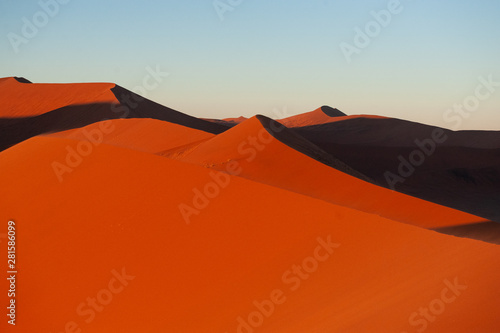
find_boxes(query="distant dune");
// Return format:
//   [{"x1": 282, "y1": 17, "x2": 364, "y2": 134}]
[
  {"x1": 293, "y1": 115, "x2": 500, "y2": 148},
  {"x1": 223, "y1": 116, "x2": 248, "y2": 123},
  {"x1": 278, "y1": 105, "x2": 385, "y2": 127},
  {"x1": 204, "y1": 116, "x2": 248, "y2": 127},
  {"x1": 292, "y1": 115, "x2": 500, "y2": 221}
]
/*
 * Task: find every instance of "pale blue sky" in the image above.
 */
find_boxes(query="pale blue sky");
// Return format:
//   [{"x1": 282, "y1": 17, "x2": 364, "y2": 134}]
[{"x1": 1, "y1": 0, "x2": 499, "y2": 129}]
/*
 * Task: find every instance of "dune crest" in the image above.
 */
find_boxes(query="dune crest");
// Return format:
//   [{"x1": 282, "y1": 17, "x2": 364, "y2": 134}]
[
  {"x1": 0, "y1": 78, "x2": 228, "y2": 152},
  {"x1": 278, "y1": 105, "x2": 384, "y2": 127},
  {"x1": 166, "y1": 115, "x2": 485, "y2": 228}
]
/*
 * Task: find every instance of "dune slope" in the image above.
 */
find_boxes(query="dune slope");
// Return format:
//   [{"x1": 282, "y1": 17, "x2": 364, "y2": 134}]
[
  {"x1": 168, "y1": 115, "x2": 485, "y2": 228},
  {"x1": 0, "y1": 136, "x2": 499, "y2": 332},
  {"x1": 45, "y1": 118, "x2": 215, "y2": 154}
]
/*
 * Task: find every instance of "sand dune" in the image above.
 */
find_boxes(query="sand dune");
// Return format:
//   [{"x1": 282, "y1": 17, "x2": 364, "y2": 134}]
[
  {"x1": 278, "y1": 105, "x2": 385, "y2": 127},
  {"x1": 0, "y1": 76, "x2": 117, "y2": 117},
  {"x1": 169, "y1": 115, "x2": 485, "y2": 228},
  {"x1": 223, "y1": 116, "x2": 248, "y2": 124},
  {"x1": 1, "y1": 136, "x2": 499, "y2": 332},
  {"x1": 293, "y1": 116, "x2": 500, "y2": 221},
  {"x1": 0, "y1": 77, "x2": 228, "y2": 152},
  {"x1": 293, "y1": 115, "x2": 500, "y2": 148},
  {"x1": 2, "y1": 78, "x2": 499, "y2": 332}
]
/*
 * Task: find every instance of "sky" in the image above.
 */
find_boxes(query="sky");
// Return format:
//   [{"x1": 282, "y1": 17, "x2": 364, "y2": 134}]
[{"x1": 1, "y1": 0, "x2": 499, "y2": 130}]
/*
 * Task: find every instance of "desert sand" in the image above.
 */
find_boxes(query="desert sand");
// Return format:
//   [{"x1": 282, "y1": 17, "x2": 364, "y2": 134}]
[{"x1": 1, "y1": 77, "x2": 499, "y2": 332}]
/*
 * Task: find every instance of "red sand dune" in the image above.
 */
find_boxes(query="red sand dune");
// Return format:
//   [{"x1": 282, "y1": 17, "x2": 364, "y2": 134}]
[
  {"x1": 45, "y1": 118, "x2": 215, "y2": 154},
  {"x1": 0, "y1": 77, "x2": 117, "y2": 117},
  {"x1": 0, "y1": 77, "x2": 228, "y2": 152},
  {"x1": 173, "y1": 116, "x2": 486, "y2": 228},
  {"x1": 223, "y1": 116, "x2": 248, "y2": 124},
  {"x1": 278, "y1": 105, "x2": 385, "y2": 127},
  {"x1": 1, "y1": 136, "x2": 499, "y2": 332}
]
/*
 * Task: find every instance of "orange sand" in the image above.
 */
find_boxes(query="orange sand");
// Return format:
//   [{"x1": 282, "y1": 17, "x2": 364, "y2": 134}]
[
  {"x1": 46, "y1": 118, "x2": 215, "y2": 154},
  {"x1": 0, "y1": 77, "x2": 117, "y2": 117},
  {"x1": 0, "y1": 136, "x2": 498, "y2": 332},
  {"x1": 175, "y1": 116, "x2": 485, "y2": 228}
]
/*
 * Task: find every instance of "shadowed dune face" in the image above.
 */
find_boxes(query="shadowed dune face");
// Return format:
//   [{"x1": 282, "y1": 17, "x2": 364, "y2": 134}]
[
  {"x1": 109, "y1": 85, "x2": 229, "y2": 134},
  {"x1": 7, "y1": 77, "x2": 32, "y2": 83},
  {"x1": 292, "y1": 117, "x2": 500, "y2": 222},
  {"x1": 294, "y1": 116, "x2": 500, "y2": 148},
  {"x1": 433, "y1": 221, "x2": 500, "y2": 245},
  {"x1": 321, "y1": 105, "x2": 346, "y2": 117},
  {"x1": 1, "y1": 136, "x2": 500, "y2": 332},
  {"x1": 0, "y1": 103, "x2": 122, "y2": 152}
]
